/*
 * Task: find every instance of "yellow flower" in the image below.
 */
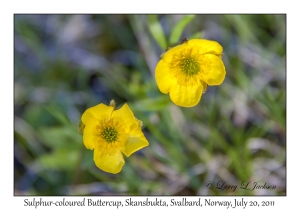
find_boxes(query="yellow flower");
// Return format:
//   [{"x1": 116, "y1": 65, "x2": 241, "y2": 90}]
[
  {"x1": 80, "y1": 101, "x2": 149, "y2": 174},
  {"x1": 155, "y1": 39, "x2": 226, "y2": 107}
]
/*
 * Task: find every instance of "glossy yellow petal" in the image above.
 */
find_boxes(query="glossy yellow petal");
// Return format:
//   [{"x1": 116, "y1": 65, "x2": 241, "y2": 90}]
[
  {"x1": 81, "y1": 103, "x2": 114, "y2": 124},
  {"x1": 200, "y1": 54, "x2": 226, "y2": 86},
  {"x1": 155, "y1": 60, "x2": 176, "y2": 94},
  {"x1": 83, "y1": 116, "x2": 99, "y2": 150},
  {"x1": 122, "y1": 124, "x2": 149, "y2": 157},
  {"x1": 169, "y1": 83, "x2": 203, "y2": 107},
  {"x1": 187, "y1": 39, "x2": 223, "y2": 55},
  {"x1": 94, "y1": 148, "x2": 125, "y2": 174},
  {"x1": 162, "y1": 44, "x2": 186, "y2": 63},
  {"x1": 112, "y1": 103, "x2": 135, "y2": 132}
]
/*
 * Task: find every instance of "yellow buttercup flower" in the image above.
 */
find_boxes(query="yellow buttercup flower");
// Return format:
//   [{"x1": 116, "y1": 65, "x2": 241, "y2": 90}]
[
  {"x1": 155, "y1": 39, "x2": 226, "y2": 107},
  {"x1": 80, "y1": 101, "x2": 149, "y2": 174}
]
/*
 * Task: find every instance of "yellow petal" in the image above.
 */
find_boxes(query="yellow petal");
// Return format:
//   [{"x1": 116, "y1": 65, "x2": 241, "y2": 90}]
[
  {"x1": 83, "y1": 116, "x2": 99, "y2": 150},
  {"x1": 169, "y1": 83, "x2": 203, "y2": 107},
  {"x1": 81, "y1": 103, "x2": 114, "y2": 125},
  {"x1": 111, "y1": 103, "x2": 136, "y2": 132},
  {"x1": 155, "y1": 60, "x2": 176, "y2": 94},
  {"x1": 162, "y1": 44, "x2": 186, "y2": 63},
  {"x1": 122, "y1": 124, "x2": 149, "y2": 157},
  {"x1": 200, "y1": 54, "x2": 226, "y2": 86},
  {"x1": 94, "y1": 148, "x2": 125, "y2": 174},
  {"x1": 187, "y1": 39, "x2": 223, "y2": 55}
]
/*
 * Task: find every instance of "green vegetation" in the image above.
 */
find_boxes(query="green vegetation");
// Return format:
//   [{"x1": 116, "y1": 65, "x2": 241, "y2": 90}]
[{"x1": 14, "y1": 14, "x2": 286, "y2": 195}]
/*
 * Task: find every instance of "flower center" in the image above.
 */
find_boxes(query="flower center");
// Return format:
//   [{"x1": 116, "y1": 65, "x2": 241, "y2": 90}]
[
  {"x1": 101, "y1": 126, "x2": 118, "y2": 143},
  {"x1": 180, "y1": 57, "x2": 200, "y2": 76}
]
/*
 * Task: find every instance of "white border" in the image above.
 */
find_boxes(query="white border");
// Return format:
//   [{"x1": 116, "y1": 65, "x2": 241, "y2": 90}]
[{"x1": 3, "y1": 1, "x2": 296, "y2": 209}]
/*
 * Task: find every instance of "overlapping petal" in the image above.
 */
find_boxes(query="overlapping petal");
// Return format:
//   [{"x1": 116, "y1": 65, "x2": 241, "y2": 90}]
[
  {"x1": 112, "y1": 103, "x2": 136, "y2": 132},
  {"x1": 81, "y1": 103, "x2": 114, "y2": 124},
  {"x1": 112, "y1": 103, "x2": 149, "y2": 156},
  {"x1": 200, "y1": 54, "x2": 226, "y2": 86},
  {"x1": 123, "y1": 125, "x2": 149, "y2": 157},
  {"x1": 162, "y1": 44, "x2": 186, "y2": 63},
  {"x1": 187, "y1": 39, "x2": 223, "y2": 55},
  {"x1": 83, "y1": 116, "x2": 99, "y2": 150},
  {"x1": 94, "y1": 148, "x2": 125, "y2": 174},
  {"x1": 169, "y1": 83, "x2": 203, "y2": 107},
  {"x1": 155, "y1": 60, "x2": 176, "y2": 94}
]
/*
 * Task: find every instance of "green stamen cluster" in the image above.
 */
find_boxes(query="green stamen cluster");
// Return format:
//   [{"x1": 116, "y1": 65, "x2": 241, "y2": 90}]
[
  {"x1": 180, "y1": 57, "x2": 200, "y2": 76},
  {"x1": 101, "y1": 127, "x2": 118, "y2": 143}
]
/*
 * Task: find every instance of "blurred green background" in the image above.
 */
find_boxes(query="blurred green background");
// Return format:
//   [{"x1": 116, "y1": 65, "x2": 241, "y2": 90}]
[{"x1": 14, "y1": 14, "x2": 286, "y2": 195}]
